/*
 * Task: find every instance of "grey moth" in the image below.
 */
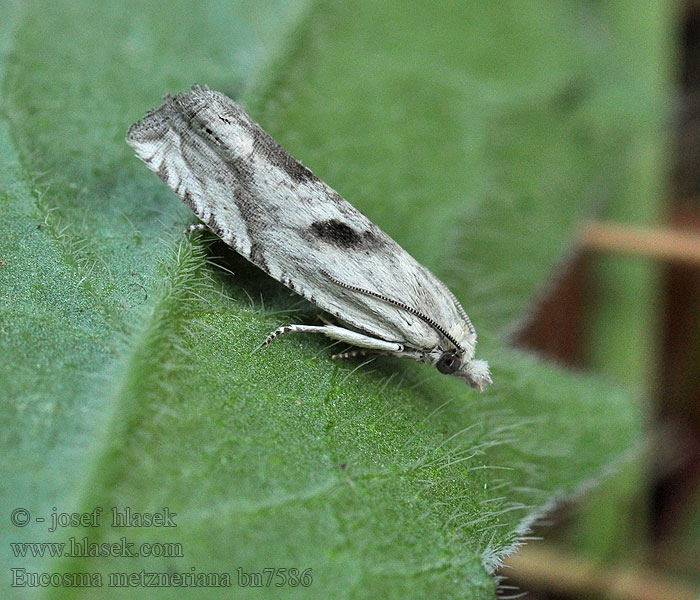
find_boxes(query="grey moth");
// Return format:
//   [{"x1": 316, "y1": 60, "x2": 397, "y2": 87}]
[{"x1": 126, "y1": 84, "x2": 491, "y2": 390}]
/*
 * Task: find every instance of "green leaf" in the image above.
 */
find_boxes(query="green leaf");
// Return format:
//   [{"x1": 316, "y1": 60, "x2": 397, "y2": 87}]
[{"x1": 1, "y1": 1, "x2": 663, "y2": 598}]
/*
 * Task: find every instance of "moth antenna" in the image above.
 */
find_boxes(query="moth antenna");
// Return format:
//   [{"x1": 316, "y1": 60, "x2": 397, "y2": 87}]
[
  {"x1": 445, "y1": 287, "x2": 475, "y2": 335},
  {"x1": 321, "y1": 271, "x2": 464, "y2": 352}
]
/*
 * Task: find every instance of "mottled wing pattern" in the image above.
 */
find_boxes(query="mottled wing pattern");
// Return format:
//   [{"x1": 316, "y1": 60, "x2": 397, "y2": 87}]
[{"x1": 126, "y1": 85, "x2": 474, "y2": 356}]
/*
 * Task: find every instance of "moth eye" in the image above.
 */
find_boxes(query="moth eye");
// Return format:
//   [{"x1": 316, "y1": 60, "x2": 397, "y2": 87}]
[{"x1": 436, "y1": 351, "x2": 461, "y2": 375}]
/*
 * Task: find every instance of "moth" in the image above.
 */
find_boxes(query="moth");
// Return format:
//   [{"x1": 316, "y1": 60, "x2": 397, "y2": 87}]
[{"x1": 126, "y1": 84, "x2": 491, "y2": 390}]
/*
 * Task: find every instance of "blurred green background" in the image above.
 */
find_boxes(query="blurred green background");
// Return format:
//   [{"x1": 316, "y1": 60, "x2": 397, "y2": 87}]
[{"x1": 1, "y1": 0, "x2": 698, "y2": 599}]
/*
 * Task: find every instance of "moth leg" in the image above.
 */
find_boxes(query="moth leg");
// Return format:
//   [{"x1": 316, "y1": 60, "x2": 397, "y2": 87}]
[
  {"x1": 331, "y1": 349, "x2": 381, "y2": 360},
  {"x1": 263, "y1": 324, "x2": 404, "y2": 353},
  {"x1": 183, "y1": 223, "x2": 210, "y2": 235}
]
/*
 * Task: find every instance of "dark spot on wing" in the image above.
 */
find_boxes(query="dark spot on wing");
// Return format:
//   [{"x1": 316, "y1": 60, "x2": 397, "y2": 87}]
[
  {"x1": 310, "y1": 219, "x2": 379, "y2": 249},
  {"x1": 203, "y1": 125, "x2": 224, "y2": 145}
]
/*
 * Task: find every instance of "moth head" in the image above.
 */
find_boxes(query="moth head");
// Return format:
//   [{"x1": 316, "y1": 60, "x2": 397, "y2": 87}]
[{"x1": 434, "y1": 351, "x2": 492, "y2": 391}]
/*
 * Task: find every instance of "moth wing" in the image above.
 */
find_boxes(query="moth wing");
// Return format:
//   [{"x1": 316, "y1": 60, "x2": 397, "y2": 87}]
[{"x1": 127, "y1": 85, "x2": 472, "y2": 354}]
